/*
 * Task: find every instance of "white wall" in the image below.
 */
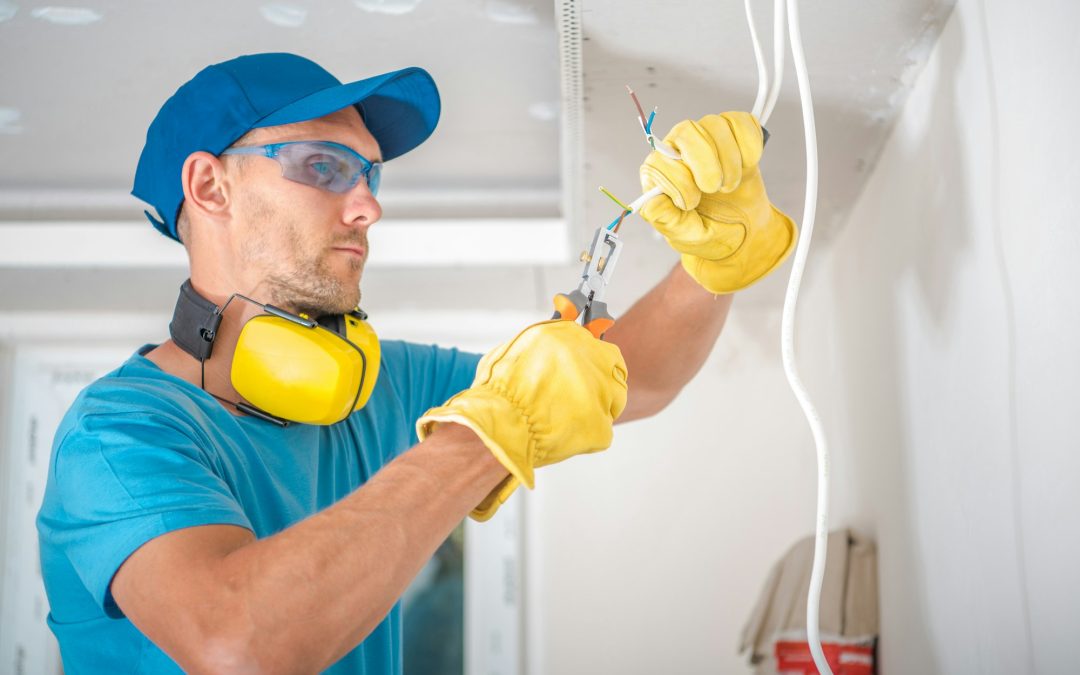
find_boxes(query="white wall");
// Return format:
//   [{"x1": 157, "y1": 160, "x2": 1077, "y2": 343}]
[
  {"x1": 530, "y1": 300, "x2": 817, "y2": 674},
  {"x1": 798, "y1": 0, "x2": 1080, "y2": 672},
  {"x1": 531, "y1": 1, "x2": 1080, "y2": 674}
]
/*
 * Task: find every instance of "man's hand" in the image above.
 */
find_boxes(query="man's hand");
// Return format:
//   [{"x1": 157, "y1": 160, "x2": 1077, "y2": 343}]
[
  {"x1": 639, "y1": 111, "x2": 797, "y2": 294},
  {"x1": 417, "y1": 320, "x2": 628, "y2": 520}
]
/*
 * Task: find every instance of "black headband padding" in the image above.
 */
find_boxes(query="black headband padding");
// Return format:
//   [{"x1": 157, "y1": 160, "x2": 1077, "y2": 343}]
[{"x1": 170, "y1": 280, "x2": 224, "y2": 362}]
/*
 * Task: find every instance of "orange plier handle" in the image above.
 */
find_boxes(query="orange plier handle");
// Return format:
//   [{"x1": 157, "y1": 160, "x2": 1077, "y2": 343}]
[{"x1": 552, "y1": 290, "x2": 616, "y2": 339}]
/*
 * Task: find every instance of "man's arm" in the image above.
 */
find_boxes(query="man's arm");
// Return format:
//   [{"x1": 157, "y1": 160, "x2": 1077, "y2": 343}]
[
  {"x1": 111, "y1": 423, "x2": 506, "y2": 675},
  {"x1": 603, "y1": 262, "x2": 733, "y2": 422}
]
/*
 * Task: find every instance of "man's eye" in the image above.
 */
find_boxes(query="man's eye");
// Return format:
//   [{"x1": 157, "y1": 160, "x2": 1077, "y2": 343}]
[
  {"x1": 307, "y1": 155, "x2": 338, "y2": 176},
  {"x1": 301, "y1": 154, "x2": 347, "y2": 187}
]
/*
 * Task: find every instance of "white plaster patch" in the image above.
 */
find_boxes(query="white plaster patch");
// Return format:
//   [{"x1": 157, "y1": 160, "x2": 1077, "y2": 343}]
[
  {"x1": 0, "y1": 1, "x2": 18, "y2": 23},
  {"x1": 352, "y1": 0, "x2": 421, "y2": 16},
  {"x1": 484, "y1": 0, "x2": 537, "y2": 25},
  {"x1": 259, "y1": 3, "x2": 307, "y2": 28},
  {"x1": 863, "y1": 5, "x2": 953, "y2": 130},
  {"x1": 0, "y1": 107, "x2": 24, "y2": 134},
  {"x1": 30, "y1": 6, "x2": 102, "y2": 25},
  {"x1": 528, "y1": 101, "x2": 559, "y2": 122}
]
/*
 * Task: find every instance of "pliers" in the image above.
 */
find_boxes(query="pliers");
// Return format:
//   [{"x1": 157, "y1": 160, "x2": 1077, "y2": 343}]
[{"x1": 551, "y1": 225, "x2": 623, "y2": 339}]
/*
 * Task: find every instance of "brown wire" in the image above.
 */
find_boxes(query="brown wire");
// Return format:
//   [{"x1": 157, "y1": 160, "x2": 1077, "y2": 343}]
[
  {"x1": 613, "y1": 209, "x2": 629, "y2": 233},
  {"x1": 626, "y1": 85, "x2": 648, "y2": 130}
]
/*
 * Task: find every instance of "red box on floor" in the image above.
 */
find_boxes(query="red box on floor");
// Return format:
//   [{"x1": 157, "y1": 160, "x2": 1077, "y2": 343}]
[{"x1": 774, "y1": 640, "x2": 875, "y2": 675}]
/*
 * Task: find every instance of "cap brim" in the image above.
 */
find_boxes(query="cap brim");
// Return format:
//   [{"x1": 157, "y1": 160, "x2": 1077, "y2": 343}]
[{"x1": 254, "y1": 66, "x2": 440, "y2": 162}]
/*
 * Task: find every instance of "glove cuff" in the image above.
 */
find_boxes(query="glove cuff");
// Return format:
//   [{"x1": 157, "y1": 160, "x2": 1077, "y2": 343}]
[
  {"x1": 417, "y1": 387, "x2": 537, "y2": 490},
  {"x1": 470, "y1": 474, "x2": 521, "y2": 522}
]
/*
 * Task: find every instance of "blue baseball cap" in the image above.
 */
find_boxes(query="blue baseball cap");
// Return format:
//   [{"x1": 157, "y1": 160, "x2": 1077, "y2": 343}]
[{"x1": 132, "y1": 53, "x2": 440, "y2": 242}]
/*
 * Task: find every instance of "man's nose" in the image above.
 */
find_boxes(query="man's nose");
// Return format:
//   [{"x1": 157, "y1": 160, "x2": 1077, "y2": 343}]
[{"x1": 342, "y1": 180, "x2": 382, "y2": 227}]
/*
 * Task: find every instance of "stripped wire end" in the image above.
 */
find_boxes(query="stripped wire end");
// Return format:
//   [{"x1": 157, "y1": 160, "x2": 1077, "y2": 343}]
[
  {"x1": 605, "y1": 209, "x2": 630, "y2": 232},
  {"x1": 599, "y1": 186, "x2": 632, "y2": 231},
  {"x1": 628, "y1": 85, "x2": 664, "y2": 151},
  {"x1": 598, "y1": 185, "x2": 631, "y2": 212},
  {"x1": 646, "y1": 109, "x2": 658, "y2": 149},
  {"x1": 627, "y1": 84, "x2": 653, "y2": 139},
  {"x1": 613, "y1": 209, "x2": 630, "y2": 233}
]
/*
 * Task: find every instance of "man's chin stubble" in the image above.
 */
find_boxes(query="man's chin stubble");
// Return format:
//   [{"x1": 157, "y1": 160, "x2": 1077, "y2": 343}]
[{"x1": 265, "y1": 273, "x2": 360, "y2": 316}]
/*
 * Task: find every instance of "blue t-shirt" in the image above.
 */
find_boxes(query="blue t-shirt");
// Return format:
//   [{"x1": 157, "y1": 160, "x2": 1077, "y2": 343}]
[{"x1": 36, "y1": 340, "x2": 481, "y2": 674}]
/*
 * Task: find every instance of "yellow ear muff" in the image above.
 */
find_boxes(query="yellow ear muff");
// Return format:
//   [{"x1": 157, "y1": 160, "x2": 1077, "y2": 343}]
[{"x1": 231, "y1": 314, "x2": 378, "y2": 425}]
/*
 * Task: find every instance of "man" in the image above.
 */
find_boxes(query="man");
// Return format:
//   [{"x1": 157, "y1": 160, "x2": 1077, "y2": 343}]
[{"x1": 37, "y1": 53, "x2": 795, "y2": 674}]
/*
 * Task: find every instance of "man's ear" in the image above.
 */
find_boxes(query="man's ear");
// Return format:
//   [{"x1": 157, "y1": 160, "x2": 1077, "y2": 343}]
[{"x1": 180, "y1": 151, "x2": 231, "y2": 221}]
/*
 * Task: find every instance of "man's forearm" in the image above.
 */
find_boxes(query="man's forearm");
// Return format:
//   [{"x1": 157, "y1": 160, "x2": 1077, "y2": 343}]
[
  {"x1": 231, "y1": 423, "x2": 505, "y2": 671},
  {"x1": 604, "y1": 263, "x2": 733, "y2": 421},
  {"x1": 229, "y1": 424, "x2": 503, "y2": 670},
  {"x1": 126, "y1": 424, "x2": 507, "y2": 674}
]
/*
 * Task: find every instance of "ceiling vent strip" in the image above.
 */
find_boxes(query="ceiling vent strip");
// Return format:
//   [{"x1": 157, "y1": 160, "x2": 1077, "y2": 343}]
[{"x1": 555, "y1": 0, "x2": 585, "y2": 239}]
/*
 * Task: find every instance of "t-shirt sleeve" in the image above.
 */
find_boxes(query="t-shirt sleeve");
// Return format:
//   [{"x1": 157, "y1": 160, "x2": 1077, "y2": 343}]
[
  {"x1": 381, "y1": 341, "x2": 483, "y2": 433},
  {"x1": 40, "y1": 411, "x2": 252, "y2": 618}
]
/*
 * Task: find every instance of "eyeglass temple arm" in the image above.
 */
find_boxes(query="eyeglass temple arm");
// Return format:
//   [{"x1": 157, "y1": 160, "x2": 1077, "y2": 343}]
[{"x1": 219, "y1": 146, "x2": 271, "y2": 157}]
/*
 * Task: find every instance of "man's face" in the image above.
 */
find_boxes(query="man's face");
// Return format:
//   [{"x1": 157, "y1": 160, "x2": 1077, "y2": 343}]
[{"x1": 224, "y1": 106, "x2": 382, "y2": 317}]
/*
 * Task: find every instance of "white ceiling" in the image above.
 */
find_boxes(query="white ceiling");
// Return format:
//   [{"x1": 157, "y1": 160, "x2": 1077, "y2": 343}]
[
  {"x1": 0, "y1": 0, "x2": 956, "y2": 315},
  {"x1": 0, "y1": 0, "x2": 563, "y2": 211}
]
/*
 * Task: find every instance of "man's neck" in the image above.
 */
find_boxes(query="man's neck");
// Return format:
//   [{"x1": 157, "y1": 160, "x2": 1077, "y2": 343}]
[{"x1": 148, "y1": 295, "x2": 261, "y2": 416}]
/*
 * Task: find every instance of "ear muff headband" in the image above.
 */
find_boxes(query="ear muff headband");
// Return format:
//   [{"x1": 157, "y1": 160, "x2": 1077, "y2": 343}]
[{"x1": 342, "y1": 311, "x2": 381, "y2": 414}]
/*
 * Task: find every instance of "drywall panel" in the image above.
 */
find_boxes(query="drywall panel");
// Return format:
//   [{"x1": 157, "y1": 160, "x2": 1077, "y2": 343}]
[{"x1": 797, "y1": 0, "x2": 1080, "y2": 672}]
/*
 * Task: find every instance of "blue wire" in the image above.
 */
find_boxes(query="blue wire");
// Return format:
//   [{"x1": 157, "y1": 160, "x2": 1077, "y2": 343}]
[
  {"x1": 606, "y1": 209, "x2": 630, "y2": 231},
  {"x1": 645, "y1": 110, "x2": 656, "y2": 135}
]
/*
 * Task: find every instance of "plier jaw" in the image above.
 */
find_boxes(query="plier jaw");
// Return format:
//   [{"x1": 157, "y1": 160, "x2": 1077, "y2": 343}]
[{"x1": 552, "y1": 226, "x2": 624, "y2": 339}]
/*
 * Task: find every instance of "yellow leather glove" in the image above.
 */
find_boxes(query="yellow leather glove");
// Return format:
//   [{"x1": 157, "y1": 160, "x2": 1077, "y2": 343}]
[
  {"x1": 417, "y1": 320, "x2": 628, "y2": 521},
  {"x1": 639, "y1": 112, "x2": 797, "y2": 294}
]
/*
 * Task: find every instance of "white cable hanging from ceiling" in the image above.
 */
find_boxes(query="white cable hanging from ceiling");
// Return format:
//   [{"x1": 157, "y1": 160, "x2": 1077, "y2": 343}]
[
  {"x1": 748, "y1": 0, "x2": 831, "y2": 671},
  {"x1": 621, "y1": 3, "x2": 829, "y2": 669}
]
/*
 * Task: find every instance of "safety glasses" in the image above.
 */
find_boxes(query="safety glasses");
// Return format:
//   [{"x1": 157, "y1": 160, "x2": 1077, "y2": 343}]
[{"x1": 221, "y1": 141, "x2": 382, "y2": 196}]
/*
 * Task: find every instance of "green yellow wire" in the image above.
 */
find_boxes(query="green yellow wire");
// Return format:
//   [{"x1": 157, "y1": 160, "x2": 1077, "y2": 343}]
[{"x1": 598, "y1": 186, "x2": 631, "y2": 212}]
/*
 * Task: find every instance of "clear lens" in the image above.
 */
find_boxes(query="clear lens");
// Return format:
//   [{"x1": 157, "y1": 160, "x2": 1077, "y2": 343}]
[
  {"x1": 367, "y1": 162, "x2": 381, "y2": 195},
  {"x1": 275, "y1": 142, "x2": 380, "y2": 195}
]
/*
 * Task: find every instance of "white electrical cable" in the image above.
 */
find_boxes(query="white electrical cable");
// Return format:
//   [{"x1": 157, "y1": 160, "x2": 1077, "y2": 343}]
[
  {"x1": 627, "y1": 186, "x2": 662, "y2": 213},
  {"x1": 745, "y1": 0, "x2": 769, "y2": 119},
  {"x1": 629, "y1": 0, "x2": 780, "y2": 215},
  {"x1": 781, "y1": 0, "x2": 830, "y2": 673},
  {"x1": 625, "y1": 15, "x2": 829, "y2": 671},
  {"x1": 760, "y1": 0, "x2": 787, "y2": 125}
]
